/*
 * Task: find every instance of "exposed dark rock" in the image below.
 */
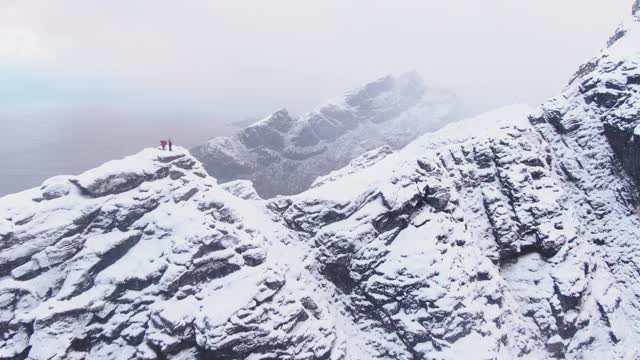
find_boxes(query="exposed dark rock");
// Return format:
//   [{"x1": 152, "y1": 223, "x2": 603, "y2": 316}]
[{"x1": 321, "y1": 262, "x2": 356, "y2": 294}]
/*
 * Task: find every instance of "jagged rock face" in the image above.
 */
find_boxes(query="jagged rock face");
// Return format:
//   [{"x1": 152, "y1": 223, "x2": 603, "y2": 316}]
[
  {"x1": 192, "y1": 71, "x2": 455, "y2": 198},
  {"x1": 574, "y1": 26, "x2": 640, "y2": 187},
  {"x1": 271, "y1": 106, "x2": 587, "y2": 358},
  {"x1": 0, "y1": 149, "x2": 340, "y2": 359},
  {"x1": 269, "y1": 83, "x2": 640, "y2": 358}
]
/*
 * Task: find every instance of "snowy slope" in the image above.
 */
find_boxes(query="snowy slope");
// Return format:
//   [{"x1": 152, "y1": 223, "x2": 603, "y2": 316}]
[
  {"x1": 3, "y1": 3, "x2": 640, "y2": 360},
  {"x1": 310, "y1": 145, "x2": 395, "y2": 189},
  {"x1": 191, "y1": 71, "x2": 455, "y2": 198}
]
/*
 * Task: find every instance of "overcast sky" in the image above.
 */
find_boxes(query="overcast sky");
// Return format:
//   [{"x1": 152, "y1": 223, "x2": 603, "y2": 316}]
[{"x1": 0, "y1": 0, "x2": 633, "y2": 121}]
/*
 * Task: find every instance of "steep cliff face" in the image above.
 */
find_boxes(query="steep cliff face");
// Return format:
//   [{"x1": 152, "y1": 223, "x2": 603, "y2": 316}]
[
  {"x1": 191, "y1": 71, "x2": 455, "y2": 198},
  {"x1": 272, "y1": 103, "x2": 639, "y2": 359},
  {"x1": 576, "y1": 18, "x2": 640, "y2": 188}
]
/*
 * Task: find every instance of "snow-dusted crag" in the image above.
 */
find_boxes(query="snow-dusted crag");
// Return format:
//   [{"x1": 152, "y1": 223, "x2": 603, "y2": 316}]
[
  {"x1": 191, "y1": 71, "x2": 455, "y2": 198},
  {"x1": 3, "y1": 3, "x2": 640, "y2": 360},
  {"x1": 273, "y1": 103, "x2": 638, "y2": 358},
  {"x1": 0, "y1": 148, "x2": 345, "y2": 359}
]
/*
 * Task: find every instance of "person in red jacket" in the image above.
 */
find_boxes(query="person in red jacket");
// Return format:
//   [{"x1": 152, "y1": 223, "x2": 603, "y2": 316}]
[{"x1": 160, "y1": 140, "x2": 167, "y2": 150}]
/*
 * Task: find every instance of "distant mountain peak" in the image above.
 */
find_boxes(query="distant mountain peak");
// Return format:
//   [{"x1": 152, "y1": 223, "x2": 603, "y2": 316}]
[{"x1": 192, "y1": 71, "x2": 455, "y2": 198}]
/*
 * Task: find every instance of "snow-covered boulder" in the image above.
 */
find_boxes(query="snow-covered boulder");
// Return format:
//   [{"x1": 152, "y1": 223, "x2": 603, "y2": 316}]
[
  {"x1": 39, "y1": 176, "x2": 75, "y2": 200},
  {"x1": 220, "y1": 179, "x2": 262, "y2": 200}
]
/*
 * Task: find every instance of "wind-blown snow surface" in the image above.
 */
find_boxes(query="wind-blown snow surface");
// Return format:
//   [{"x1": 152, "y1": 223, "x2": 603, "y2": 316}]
[
  {"x1": 3, "y1": 5, "x2": 640, "y2": 360},
  {"x1": 191, "y1": 71, "x2": 455, "y2": 198}
]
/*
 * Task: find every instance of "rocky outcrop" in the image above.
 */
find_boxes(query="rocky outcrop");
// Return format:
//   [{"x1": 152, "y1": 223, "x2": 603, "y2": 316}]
[
  {"x1": 271, "y1": 106, "x2": 585, "y2": 358},
  {"x1": 192, "y1": 71, "x2": 455, "y2": 198},
  {"x1": 0, "y1": 149, "x2": 337, "y2": 359},
  {"x1": 220, "y1": 180, "x2": 262, "y2": 200}
]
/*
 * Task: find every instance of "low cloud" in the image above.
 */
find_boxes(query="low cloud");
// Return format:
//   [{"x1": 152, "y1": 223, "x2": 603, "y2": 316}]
[{"x1": 0, "y1": 0, "x2": 633, "y2": 119}]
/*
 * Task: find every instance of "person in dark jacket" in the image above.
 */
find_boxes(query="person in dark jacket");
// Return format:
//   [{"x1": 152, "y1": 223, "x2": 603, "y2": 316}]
[
  {"x1": 160, "y1": 140, "x2": 167, "y2": 150},
  {"x1": 168, "y1": 139, "x2": 173, "y2": 151}
]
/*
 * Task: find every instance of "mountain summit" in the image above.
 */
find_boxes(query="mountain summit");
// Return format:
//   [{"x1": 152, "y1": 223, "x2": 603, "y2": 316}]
[{"x1": 191, "y1": 71, "x2": 455, "y2": 198}]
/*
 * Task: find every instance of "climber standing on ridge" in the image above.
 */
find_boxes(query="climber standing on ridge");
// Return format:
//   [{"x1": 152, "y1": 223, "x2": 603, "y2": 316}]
[
  {"x1": 168, "y1": 139, "x2": 173, "y2": 151},
  {"x1": 160, "y1": 140, "x2": 167, "y2": 150}
]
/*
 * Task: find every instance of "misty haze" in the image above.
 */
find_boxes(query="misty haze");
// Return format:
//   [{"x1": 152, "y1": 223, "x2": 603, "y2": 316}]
[
  {"x1": 3, "y1": 1, "x2": 640, "y2": 359},
  {"x1": 0, "y1": 0, "x2": 630, "y2": 195}
]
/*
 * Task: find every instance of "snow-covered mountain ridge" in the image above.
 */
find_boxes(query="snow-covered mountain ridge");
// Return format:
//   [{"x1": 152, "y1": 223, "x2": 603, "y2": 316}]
[
  {"x1": 0, "y1": 148, "x2": 342, "y2": 359},
  {"x1": 191, "y1": 71, "x2": 455, "y2": 198},
  {"x1": 3, "y1": 3, "x2": 640, "y2": 359}
]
